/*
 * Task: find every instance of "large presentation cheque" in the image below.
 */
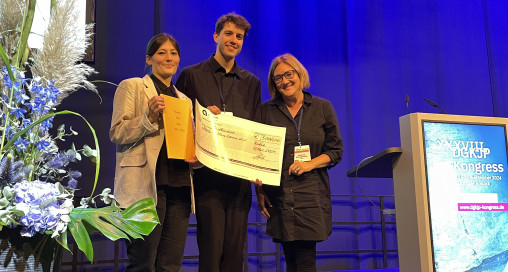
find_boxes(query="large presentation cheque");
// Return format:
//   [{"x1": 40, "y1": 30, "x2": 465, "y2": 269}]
[{"x1": 195, "y1": 100, "x2": 286, "y2": 186}]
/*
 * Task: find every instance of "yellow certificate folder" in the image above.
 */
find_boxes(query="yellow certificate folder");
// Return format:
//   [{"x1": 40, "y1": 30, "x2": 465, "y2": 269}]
[{"x1": 161, "y1": 94, "x2": 195, "y2": 160}]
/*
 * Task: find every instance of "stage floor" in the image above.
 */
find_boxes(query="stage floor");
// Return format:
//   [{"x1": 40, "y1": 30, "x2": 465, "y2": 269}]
[{"x1": 328, "y1": 270, "x2": 399, "y2": 272}]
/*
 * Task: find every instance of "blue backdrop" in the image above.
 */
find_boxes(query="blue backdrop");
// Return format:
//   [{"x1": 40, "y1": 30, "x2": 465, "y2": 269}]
[{"x1": 60, "y1": 0, "x2": 508, "y2": 270}]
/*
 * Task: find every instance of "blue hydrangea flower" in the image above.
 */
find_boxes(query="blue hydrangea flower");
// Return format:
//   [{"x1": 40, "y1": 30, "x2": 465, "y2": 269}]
[{"x1": 13, "y1": 180, "x2": 72, "y2": 237}]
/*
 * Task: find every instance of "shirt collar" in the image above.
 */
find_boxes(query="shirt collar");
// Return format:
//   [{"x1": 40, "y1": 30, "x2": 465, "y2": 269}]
[
  {"x1": 208, "y1": 54, "x2": 240, "y2": 78},
  {"x1": 150, "y1": 74, "x2": 176, "y2": 96},
  {"x1": 150, "y1": 74, "x2": 173, "y2": 89}
]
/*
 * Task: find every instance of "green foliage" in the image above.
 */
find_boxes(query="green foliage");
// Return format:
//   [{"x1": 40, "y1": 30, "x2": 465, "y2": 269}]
[{"x1": 68, "y1": 198, "x2": 159, "y2": 262}]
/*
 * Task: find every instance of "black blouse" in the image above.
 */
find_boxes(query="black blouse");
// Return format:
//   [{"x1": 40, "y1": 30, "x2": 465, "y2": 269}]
[{"x1": 261, "y1": 91, "x2": 343, "y2": 242}]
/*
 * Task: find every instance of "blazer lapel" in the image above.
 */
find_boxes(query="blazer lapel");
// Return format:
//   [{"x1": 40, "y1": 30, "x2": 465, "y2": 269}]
[{"x1": 143, "y1": 74, "x2": 158, "y2": 99}]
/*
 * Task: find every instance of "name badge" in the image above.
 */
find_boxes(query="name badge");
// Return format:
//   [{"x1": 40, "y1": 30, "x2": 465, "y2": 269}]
[
  {"x1": 294, "y1": 145, "x2": 311, "y2": 162},
  {"x1": 222, "y1": 111, "x2": 234, "y2": 116}
]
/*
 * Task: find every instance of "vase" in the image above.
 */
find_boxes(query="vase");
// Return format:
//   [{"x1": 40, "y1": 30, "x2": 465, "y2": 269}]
[{"x1": 0, "y1": 227, "x2": 62, "y2": 272}]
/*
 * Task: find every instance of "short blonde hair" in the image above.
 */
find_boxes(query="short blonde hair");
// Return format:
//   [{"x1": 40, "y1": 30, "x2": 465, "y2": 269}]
[{"x1": 267, "y1": 53, "x2": 310, "y2": 98}]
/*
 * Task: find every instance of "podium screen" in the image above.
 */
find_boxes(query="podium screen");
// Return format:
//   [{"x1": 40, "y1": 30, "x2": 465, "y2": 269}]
[{"x1": 423, "y1": 121, "x2": 508, "y2": 271}]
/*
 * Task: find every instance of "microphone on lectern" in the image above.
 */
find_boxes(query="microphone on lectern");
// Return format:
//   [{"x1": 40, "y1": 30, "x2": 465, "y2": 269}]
[
  {"x1": 424, "y1": 98, "x2": 447, "y2": 114},
  {"x1": 405, "y1": 94, "x2": 410, "y2": 114}
]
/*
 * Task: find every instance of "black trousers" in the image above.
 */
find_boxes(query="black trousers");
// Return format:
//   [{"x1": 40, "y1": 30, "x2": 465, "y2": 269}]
[
  {"x1": 194, "y1": 168, "x2": 252, "y2": 272},
  {"x1": 281, "y1": 241, "x2": 317, "y2": 272},
  {"x1": 125, "y1": 186, "x2": 191, "y2": 272}
]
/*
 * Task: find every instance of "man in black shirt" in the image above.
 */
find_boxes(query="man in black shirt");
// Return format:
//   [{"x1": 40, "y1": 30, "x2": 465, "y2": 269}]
[{"x1": 175, "y1": 12, "x2": 261, "y2": 272}]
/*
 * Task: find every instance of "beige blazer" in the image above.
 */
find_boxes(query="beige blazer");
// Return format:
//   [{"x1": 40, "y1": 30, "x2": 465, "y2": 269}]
[{"x1": 110, "y1": 75, "x2": 192, "y2": 208}]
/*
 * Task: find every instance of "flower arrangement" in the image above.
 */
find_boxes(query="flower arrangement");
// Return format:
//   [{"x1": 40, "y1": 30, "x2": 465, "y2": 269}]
[{"x1": 0, "y1": 0, "x2": 159, "y2": 263}]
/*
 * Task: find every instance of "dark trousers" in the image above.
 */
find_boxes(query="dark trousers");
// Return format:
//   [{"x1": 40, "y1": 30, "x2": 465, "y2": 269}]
[
  {"x1": 194, "y1": 168, "x2": 252, "y2": 272},
  {"x1": 281, "y1": 241, "x2": 317, "y2": 272},
  {"x1": 126, "y1": 186, "x2": 191, "y2": 272}
]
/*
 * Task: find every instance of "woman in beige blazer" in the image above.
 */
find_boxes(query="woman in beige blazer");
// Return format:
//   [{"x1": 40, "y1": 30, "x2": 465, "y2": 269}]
[{"x1": 110, "y1": 33, "x2": 194, "y2": 272}]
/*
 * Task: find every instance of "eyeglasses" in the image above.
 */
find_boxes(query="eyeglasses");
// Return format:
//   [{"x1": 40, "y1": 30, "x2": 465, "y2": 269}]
[{"x1": 272, "y1": 69, "x2": 296, "y2": 84}]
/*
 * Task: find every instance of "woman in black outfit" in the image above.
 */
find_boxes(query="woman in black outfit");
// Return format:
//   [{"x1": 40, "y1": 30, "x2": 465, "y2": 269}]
[{"x1": 255, "y1": 53, "x2": 343, "y2": 272}]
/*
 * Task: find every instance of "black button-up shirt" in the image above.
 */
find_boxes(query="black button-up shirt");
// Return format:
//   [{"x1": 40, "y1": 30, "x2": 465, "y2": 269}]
[
  {"x1": 176, "y1": 55, "x2": 261, "y2": 122},
  {"x1": 262, "y1": 91, "x2": 343, "y2": 242},
  {"x1": 175, "y1": 54, "x2": 261, "y2": 188}
]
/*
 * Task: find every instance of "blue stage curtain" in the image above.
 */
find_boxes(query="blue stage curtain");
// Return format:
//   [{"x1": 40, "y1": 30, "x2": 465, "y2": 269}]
[
  {"x1": 79, "y1": 0, "x2": 508, "y2": 270},
  {"x1": 483, "y1": 0, "x2": 508, "y2": 117},
  {"x1": 155, "y1": 0, "x2": 508, "y2": 269}
]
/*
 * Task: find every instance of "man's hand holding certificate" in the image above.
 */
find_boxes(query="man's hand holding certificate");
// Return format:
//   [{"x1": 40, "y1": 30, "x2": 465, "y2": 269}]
[{"x1": 195, "y1": 100, "x2": 285, "y2": 186}]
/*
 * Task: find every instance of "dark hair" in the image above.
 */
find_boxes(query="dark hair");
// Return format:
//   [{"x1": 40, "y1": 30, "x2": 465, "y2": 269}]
[
  {"x1": 146, "y1": 33, "x2": 180, "y2": 57},
  {"x1": 215, "y1": 12, "x2": 251, "y2": 37}
]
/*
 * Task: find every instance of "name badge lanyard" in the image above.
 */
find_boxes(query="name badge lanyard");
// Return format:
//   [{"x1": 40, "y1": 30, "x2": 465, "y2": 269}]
[
  {"x1": 288, "y1": 106, "x2": 304, "y2": 146},
  {"x1": 212, "y1": 73, "x2": 236, "y2": 112}
]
